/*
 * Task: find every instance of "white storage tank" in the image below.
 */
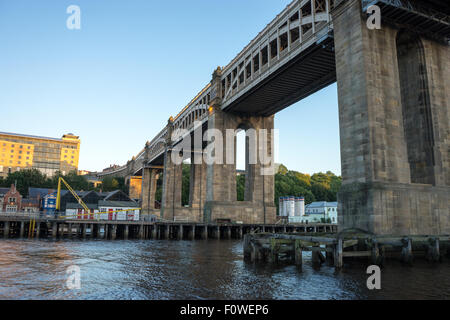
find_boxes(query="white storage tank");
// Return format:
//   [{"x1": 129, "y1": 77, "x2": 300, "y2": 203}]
[
  {"x1": 288, "y1": 196, "x2": 295, "y2": 217},
  {"x1": 283, "y1": 196, "x2": 288, "y2": 217},
  {"x1": 299, "y1": 197, "x2": 305, "y2": 216},
  {"x1": 294, "y1": 197, "x2": 301, "y2": 216}
]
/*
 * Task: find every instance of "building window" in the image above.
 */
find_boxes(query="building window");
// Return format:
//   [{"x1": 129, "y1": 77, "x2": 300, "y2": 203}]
[
  {"x1": 8, "y1": 197, "x2": 16, "y2": 204},
  {"x1": 6, "y1": 205, "x2": 17, "y2": 212}
]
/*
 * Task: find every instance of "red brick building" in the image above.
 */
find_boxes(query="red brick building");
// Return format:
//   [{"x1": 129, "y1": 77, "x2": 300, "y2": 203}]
[{"x1": 1, "y1": 184, "x2": 22, "y2": 212}]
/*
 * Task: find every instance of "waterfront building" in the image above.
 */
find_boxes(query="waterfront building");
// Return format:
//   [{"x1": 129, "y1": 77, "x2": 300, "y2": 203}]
[
  {"x1": 21, "y1": 198, "x2": 40, "y2": 213},
  {"x1": 0, "y1": 132, "x2": 80, "y2": 178},
  {"x1": 304, "y1": 201, "x2": 338, "y2": 223},
  {"x1": 64, "y1": 190, "x2": 139, "y2": 220},
  {"x1": 1, "y1": 184, "x2": 22, "y2": 213}
]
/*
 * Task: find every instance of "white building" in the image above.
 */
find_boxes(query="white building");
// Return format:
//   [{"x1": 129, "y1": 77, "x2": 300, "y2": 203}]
[{"x1": 303, "y1": 201, "x2": 338, "y2": 223}]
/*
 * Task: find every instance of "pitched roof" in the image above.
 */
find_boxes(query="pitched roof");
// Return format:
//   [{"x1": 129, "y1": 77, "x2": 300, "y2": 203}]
[
  {"x1": 0, "y1": 188, "x2": 10, "y2": 196},
  {"x1": 28, "y1": 187, "x2": 55, "y2": 199},
  {"x1": 98, "y1": 200, "x2": 139, "y2": 208},
  {"x1": 66, "y1": 202, "x2": 99, "y2": 209}
]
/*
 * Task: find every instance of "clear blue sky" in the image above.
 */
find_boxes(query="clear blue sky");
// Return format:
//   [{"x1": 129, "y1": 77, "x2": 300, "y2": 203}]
[{"x1": 0, "y1": 0, "x2": 340, "y2": 175}]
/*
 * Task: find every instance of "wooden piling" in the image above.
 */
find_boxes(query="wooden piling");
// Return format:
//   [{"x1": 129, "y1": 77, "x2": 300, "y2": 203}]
[
  {"x1": 124, "y1": 225, "x2": 129, "y2": 240},
  {"x1": 400, "y1": 238, "x2": 413, "y2": 265},
  {"x1": 426, "y1": 238, "x2": 440, "y2": 262},
  {"x1": 334, "y1": 238, "x2": 343, "y2": 269},
  {"x1": 19, "y1": 221, "x2": 25, "y2": 238},
  {"x1": 202, "y1": 226, "x2": 208, "y2": 240},
  {"x1": 269, "y1": 238, "x2": 279, "y2": 264},
  {"x1": 325, "y1": 244, "x2": 334, "y2": 266},
  {"x1": 138, "y1": 225, "x2": 144, "y2": 240},
  {"x1": 52, "y1": 222, "x2": 57, "y2": 238},
  {"x1": 35, "y1": 222, "x2": 40, "y2": 239},
  {"x1": 178, "y1": 225, "x2": 183, "y2": 240},
  {"x1": 294, "y1": 239, "x2": 303, "y2": 268},
  {"x1": 111, "y1": 225, "x2": 117, "y2": 240},
  {"x1": 239, "y1": 227, "x2": 243, "y2": 239},
  {"x1": 226, "y1": 227, "x2": 231, "y2": 240},
  {"x1": 243, "y1": 234, "x2": 251, "y2": 260},
  {"x1": 3, "y1": 221, "x2": 9, "y2": 238},
  {"x1": 164, "y1": 225, "x2": 170, "y2": 240},
  {"x1": 152, "y1": 225, "x2": 158, "y2": 239},
  {"x1": 189, "y1": 225, "x2": 195, "y2": 240},
  {"x1": 215, "y1": 226, "x2": 220, "y2": 240}
]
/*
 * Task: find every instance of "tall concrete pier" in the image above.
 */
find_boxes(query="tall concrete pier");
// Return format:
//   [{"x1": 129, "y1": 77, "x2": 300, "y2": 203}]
[{"x1": 333, "y1": 0, "x2": 450, "y2": 235}]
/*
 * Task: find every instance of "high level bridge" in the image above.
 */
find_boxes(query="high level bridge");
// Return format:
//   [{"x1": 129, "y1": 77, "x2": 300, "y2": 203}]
[{"x1": 98, "y1": 0, "x2": 450, "y2": 236}]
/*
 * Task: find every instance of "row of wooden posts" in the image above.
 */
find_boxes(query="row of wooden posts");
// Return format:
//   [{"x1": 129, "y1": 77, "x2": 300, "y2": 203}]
[
  {"x1": 243, "y1": 232, "x2": 450, "y2": 269},
  {"x1": 0, "y1": 219, "x2": 337, "y2": 241}
]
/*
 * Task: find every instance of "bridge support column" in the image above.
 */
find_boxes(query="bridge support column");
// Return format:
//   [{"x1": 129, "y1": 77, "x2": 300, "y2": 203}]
[
  {"x1": 333, "y1": 0, "x2": 450, "y2": 235},
  {"x1": 203, "y1": 83, "x2": 277, "y2": 224},
  {"x1": 161, "y1": 147, "x2": 183, "y2": 221},
  {"x1": 141, "y1": 167, "x2": 159, "y2": 218},
  {"x1": 189, "y1": 160, "x2": 207, "y2": 222}
]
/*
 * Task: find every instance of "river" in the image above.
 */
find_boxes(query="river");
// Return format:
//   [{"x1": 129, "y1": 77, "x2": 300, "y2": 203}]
[{"x1": 0, "y1": 239, "x2": 449, "y2": 300}]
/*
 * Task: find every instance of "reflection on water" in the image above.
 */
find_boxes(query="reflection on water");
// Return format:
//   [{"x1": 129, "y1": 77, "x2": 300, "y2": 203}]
[{"x1": 0, "y1": 239, "x2": 449, "y2": 300}]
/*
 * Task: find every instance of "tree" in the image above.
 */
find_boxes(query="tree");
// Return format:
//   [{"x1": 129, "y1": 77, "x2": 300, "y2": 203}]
[
  {"x1": 236, "y1": 174, "x2": 245, "y2": 201},
  {"x1": 4, "y1": 169, "x2": 51, "y2": 197},
  {"x1": 101, "y1": 176, "x2": 119, "y2": 192},
  {"x1": 182, "y1": 163, "x2": 190, "y2": 206}
]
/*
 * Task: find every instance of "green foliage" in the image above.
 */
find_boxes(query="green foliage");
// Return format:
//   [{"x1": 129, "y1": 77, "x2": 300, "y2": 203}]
[
  {"x1": 1, "y1": 169, "x2": 96, "y2": 197},
  {"x1": 277, "y1": 164, "x2": 288, "y2": 175},
  {"x1": 236, "y1": 174, "x2": 245, "y2": 201},
  {"x1": 273, "y1": 165, "x2": 342, "y2": 215},
  {"x1": 182, "y1": 163, "x2": 190, "y2": 206},
  {"x1": 3, "y1": 169, "x2": 52, "y2": 197},
  {"x1": 101, "y1": 176, "x2": 119, "y2": 192}
]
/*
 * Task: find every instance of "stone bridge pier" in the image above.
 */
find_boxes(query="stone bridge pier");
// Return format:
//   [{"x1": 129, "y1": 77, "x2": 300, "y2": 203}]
[
  {"x1": 202, "y1": 68, "x2": 277, "y2": 224},
  {"x1": 202, "y1": 107, "x2": 277, "y2": 224},
  {"x1": 333, "y1": 0, "x2": 450, "y2": 235},
  {"x1": 141, "y1": 166, "x2": 161, "y2": 218}
]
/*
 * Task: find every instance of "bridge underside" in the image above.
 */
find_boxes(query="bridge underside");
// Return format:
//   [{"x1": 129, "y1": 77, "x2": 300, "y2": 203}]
[{"x1": 224, "y1": 35, "x2": 336, "y2": 116}]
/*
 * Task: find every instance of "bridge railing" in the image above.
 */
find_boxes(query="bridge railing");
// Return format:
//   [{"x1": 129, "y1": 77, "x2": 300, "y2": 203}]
[{"x1": 221, "y1": 0, "x2": 334, "y2": 108}]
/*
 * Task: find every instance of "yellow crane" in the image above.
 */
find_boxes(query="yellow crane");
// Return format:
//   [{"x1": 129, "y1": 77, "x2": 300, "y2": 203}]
[{"x1": 56, "y1": 176, "x2": 90, "y2": 213}]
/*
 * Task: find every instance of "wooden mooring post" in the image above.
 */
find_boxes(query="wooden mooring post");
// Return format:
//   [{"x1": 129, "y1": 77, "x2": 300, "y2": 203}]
[{"x1": 244, "y1": 232, "x2": 450, "y2": 271}]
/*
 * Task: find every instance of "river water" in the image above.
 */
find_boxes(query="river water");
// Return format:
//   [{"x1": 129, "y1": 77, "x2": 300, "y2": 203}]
[{"x1": 0, "y1": 239, "x2": 449, "y2": 300}]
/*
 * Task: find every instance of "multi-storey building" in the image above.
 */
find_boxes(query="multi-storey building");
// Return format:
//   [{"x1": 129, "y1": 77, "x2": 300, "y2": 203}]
[{"x1": 0, "y1": 132, "x2": 80, "y2": 177}]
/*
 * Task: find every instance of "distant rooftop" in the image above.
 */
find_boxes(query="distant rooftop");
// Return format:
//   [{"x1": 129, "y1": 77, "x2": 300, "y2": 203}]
[{"x1": 0, "y1": 131, "x2": 79, "y2": 142}]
